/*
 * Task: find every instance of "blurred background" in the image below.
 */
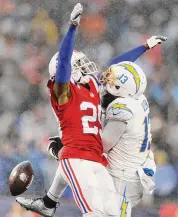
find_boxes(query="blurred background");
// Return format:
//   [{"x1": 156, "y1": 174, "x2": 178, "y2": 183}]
[{"x1": 0, "y1": 0, "x2": 178, "y2": 216}]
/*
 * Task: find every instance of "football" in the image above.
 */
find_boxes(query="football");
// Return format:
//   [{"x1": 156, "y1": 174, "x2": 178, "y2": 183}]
[{"x1": 9, "y1": 161, "x2": 34, "y2": 196}]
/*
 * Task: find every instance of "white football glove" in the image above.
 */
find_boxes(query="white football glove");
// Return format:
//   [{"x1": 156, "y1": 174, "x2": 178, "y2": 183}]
[
  {"x1": 146, "y1": 35, "x2": 167, "y2": 49},
  {"x1": 69, "y1": 3, "x2": 83, "y2": 26}
]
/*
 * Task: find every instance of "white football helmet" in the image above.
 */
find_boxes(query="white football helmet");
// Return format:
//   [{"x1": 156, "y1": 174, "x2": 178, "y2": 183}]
[
  {"x1": 99, "y1": 61, "x2": 147, "y2": 98},
  {"x1": 48, "y1": 50, "x2": 97, "y2": 83}
]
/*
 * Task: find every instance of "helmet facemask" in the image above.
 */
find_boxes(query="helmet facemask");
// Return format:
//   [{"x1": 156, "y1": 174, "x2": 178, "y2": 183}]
[
  {"x1": 72, "y1": 55, "x2": 97, "y2": 77},
  {"x1": 98, "y1": 65, "x2": 117, "y2": 86}
]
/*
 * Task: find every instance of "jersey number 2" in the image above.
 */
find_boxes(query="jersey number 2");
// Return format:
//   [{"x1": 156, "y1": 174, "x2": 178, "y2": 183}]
[
  {"x1": 140, "y1": 114, "x2": 151, "y2": 152},
  {"x1": 80, "y1": 102, "x2": 101, "y2": 136}
]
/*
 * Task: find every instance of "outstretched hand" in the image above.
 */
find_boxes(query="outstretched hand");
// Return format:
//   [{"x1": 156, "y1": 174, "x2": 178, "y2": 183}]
[
  {"x1": 70, "y1": 3, "x2": 83, "y2": 26},
  {"x1": 145, "y1": 35, "x2": 167, "y2": 49}
]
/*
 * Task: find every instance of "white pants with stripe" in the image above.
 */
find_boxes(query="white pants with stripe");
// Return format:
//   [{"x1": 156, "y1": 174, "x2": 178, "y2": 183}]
[{"x1": 47, "y1": 159, "x2": 118, "y2": 217}]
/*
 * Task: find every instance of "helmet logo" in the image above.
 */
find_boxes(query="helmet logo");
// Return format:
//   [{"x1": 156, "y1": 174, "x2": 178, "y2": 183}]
[{"x1": 120, "y1": 63, "x2": 140, "y2": 94}]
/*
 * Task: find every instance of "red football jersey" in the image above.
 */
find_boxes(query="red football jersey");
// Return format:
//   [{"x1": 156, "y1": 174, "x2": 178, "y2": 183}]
[{"x1": 47, "y1": 76, "x2": 107, "y2": 165}]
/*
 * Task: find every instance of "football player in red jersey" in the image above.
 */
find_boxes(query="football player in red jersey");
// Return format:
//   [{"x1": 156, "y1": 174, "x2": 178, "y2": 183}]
[
  {"x1": 16, "y1": 3, "x2": 118, "y2": 217},
  {"x1": 42, "y1": 32, "x2": 167, "y2": 217}
]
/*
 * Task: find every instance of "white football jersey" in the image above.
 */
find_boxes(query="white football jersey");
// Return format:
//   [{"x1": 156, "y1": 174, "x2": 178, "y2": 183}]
[{"x1": 105, "y1": 94, "x2": 155, "y2": 181}]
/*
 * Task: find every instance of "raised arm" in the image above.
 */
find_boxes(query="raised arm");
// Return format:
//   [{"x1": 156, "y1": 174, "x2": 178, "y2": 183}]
[
  {"x1": 107, "y1": 36, "x2": 167, "y2": 67},
  {"x1": 53, "y1": 3, "x2": 83, "y2": 105}
]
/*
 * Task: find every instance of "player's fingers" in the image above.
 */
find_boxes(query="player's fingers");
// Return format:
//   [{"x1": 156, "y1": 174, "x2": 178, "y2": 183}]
[
  {"x1": 162, "y1": 37, "x2": 167, "y2": 41},
  {"x1": 47, "y1": 144, "x2": 51, "y2": 151},
  {"x1": 73, "y1": 3, "x2": 83, "y2": 13},
  {"x1": 156, "y1": 36, "x2": 167, "y2": 41},
  {"x1": 47, "y1": 140, "x2": 55, "y2": 147},
  {"x1": 48, "y1": 148, "x2": 57, "y2": 158},
  {"x1": 75, "y1": 3, "x2": 83, "y2": 10},
  {"x1": 49, "y1": 136, "x2": 59, "y2": 141},
  {"x1": 47, "y1": 142, "x2": 57, "y2": 152}
]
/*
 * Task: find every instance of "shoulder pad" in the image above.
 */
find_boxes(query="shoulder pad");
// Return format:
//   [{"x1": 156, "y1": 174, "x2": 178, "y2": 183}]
[{"x1": 106, "y1": 98, "x2": 133, "y2": 122}]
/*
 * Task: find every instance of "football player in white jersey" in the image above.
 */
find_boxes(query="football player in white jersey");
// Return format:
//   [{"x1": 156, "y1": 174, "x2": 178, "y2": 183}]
[
  {"x1": 99, "y1": 61, "x2": 156, "y2": 217},
  {"x1": 44, "y1": 37, "x2": 167, "y2": 217}
]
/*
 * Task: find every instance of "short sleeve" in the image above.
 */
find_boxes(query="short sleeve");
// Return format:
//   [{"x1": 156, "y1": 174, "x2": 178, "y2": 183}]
[{"x1": 48, "y1": 78, "x2": 77, "y2": 111}]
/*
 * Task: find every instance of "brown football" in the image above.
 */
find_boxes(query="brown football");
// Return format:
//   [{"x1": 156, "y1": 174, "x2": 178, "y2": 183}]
[{"x1": 9, "y1": 161, "x2": 34, "y2": 196}]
